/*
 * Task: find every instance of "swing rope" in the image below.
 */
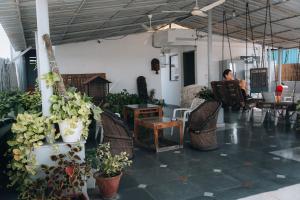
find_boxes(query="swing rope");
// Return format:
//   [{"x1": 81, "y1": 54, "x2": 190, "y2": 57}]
[
  {"x1": 222, "y1": 10, "x2": 234, "y2": 77},
  {"x1": 292, "y1": 41, "x2": 300, "y2": 103},
  {"x1": 223, "y1": 11, "x2": 233, "y2": 75},
  {"x1": 246, "y1": 2, "x2": 259, "y2": 68}
]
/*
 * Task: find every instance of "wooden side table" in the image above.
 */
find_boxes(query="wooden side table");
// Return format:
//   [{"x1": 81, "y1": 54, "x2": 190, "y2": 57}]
[
  {"x1": 135, "y1": 117, "x2": 183, "y2": 153},
  {"x1": 123, "y1": 104, "x2": 163, "y2": 133}
]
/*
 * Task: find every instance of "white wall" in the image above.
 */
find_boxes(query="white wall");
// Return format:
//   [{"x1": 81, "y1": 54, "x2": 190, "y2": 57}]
[
  {"x1": 55, "y1": 32, "x2": 162, "y2": 98},
  {"x1": 161, "y1": 48, "x2": 183, "y2": 106},
  {"x1": 55, "y1": 31, "x2": 262, "y2": 106},
  {"x1": 160, "y1": 35, "x2": 262, "y2": 105},
  {"x1": 196, "y1": 35, "x2": 262, "y2": 85}
]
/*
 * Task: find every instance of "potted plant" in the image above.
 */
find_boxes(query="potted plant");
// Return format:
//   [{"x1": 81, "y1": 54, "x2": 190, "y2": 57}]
[
  {"x1": 50, "y1": 90, "x2": 101, "y2": 143},
  {"x1": 6, "y1": 113, "x2": 56, "y2": 195},
  {"x1": 196, "y1": 86, "x2": 215, "y2": 101},
  {"x1": 41, "y1": 144, "x2": 91, "y2": 199},
  {"x1": 19, "y1": 144, "x2": 91, "y2": 200},
  {"x1": 93, "y1": 143, "x2": 132, "y2": 199}
]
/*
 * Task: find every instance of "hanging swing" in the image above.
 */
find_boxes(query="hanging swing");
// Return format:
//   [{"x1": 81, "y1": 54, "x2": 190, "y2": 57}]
[
  {"x1": 247, "y1": 1, "x2": 269, "y2": 94},
  {"x1": 211, "y1": 10, "x2": 245, "y2": 109}
]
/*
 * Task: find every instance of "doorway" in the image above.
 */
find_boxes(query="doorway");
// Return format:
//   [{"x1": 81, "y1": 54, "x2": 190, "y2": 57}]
[{"x1": 183, "y1": 51, "x2": 195, "y2": 86}]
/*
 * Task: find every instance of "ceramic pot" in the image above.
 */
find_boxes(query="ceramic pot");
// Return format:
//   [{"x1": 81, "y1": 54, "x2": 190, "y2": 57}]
[
  {"x1": 94, "y1": 172, "x2": 122, "y2": 199},
  {"x1": 59, "y1": 119, "x2": 83, "y2": 143}
]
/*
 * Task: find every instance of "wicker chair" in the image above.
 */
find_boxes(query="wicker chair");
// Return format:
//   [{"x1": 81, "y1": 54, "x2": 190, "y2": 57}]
[
  {"x1": 187, "y1": 101, "x2": 221, "y2": 151},
  {"x1": 101, "y1": 110, "x2": 134, "y2": 159},
  {"x1": 211, "y1": 80, "x2": 244, "y2": 109}
]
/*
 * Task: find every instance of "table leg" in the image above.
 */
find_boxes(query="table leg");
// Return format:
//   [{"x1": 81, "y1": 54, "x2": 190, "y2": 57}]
[
  {"x1": 134, "y1": 121, "x2": 139, "y2": 143},
  {"x1": 179, "y1": 123, "x2": 183, "y2": 147},
  {"x1": 158, "y1": 107, "x2": 163, "y2": 118},
  {"x1": 154, "y1": 127, "x2": 159, "y2": 153},
  {"x1": 133, "y1": 111, "x2": 139, "y2": 134},
  {"x1": 123, "y1": 108, "x2": 128, "y2": 123}
]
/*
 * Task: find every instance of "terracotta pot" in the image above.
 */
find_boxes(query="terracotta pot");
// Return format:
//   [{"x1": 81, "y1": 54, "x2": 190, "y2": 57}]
[{"x1": 94, "y1": 172, "x2": 122, "y2": 199}]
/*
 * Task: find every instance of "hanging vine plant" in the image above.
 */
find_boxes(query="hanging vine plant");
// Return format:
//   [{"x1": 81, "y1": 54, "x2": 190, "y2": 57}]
[{"x1": 6, "y1": 113, "x2": 56, "y2": 193}]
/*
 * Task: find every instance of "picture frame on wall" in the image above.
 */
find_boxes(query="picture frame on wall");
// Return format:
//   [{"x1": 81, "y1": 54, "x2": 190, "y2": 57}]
[{"x1": 169, "y1": 54, "x2": 179, "y2": 81}]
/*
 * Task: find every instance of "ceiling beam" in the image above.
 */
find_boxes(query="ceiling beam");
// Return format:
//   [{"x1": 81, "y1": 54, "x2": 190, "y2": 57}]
[
  {"x1": 16, "y1": 0, "x2": 27, "y2": 49},
  {"x1": 26, "y1": 16, "x2": 186, "y2": 40},
  {"x1": 60, "y1": 0, "x2": 87, "y2": 42},
  {"x1": 196, "y1": 0, "x2": 291, "y2": 32}
]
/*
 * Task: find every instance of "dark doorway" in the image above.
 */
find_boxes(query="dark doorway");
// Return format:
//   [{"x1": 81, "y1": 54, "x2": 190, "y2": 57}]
[
  {"x1": 183, "y1": 51, "x2": 195, "y2": 86},
  {"x1": 24, "y1": 49, "x2": 37, "y2": 91}
]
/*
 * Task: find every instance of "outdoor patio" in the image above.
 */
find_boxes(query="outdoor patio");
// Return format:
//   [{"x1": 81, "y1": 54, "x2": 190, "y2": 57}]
[{"x1": 1, "y1": 0, "x2": 300, "y2": 200}]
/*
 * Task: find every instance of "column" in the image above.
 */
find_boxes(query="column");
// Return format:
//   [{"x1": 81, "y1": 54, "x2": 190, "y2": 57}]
[{"x1": 36, "y1": 0, "x2": 53, "y2": 116}]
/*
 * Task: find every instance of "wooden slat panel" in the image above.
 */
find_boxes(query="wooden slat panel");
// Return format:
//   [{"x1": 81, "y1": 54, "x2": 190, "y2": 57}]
[{"x1": 276, "y1": 64, "x2": 300, "y2": 81}]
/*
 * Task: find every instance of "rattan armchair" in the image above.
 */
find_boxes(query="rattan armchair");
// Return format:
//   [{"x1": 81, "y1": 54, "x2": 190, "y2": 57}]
[
  {"x1": 187, "y1": 101, "x2": 221, "y2": 150},
  {"x1": 101, "y1": 110, "x2": 134, "y2": 159}
]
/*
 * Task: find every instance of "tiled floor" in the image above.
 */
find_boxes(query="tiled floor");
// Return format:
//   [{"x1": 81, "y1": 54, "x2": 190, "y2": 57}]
[
  {"x1": 3, "y1": 109, "x2": 300, "y2": 200},
  {"x1": 90, "y1": 109, "x2": 300, "y2": 200}
]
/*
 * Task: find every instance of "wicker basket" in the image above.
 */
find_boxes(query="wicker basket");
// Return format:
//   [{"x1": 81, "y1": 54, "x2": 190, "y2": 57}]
[
  {"x1": 190, "y1": 129, "x2": 218, "y2": 150},
  {"x1": 101, "y1": 111, "x2": 134, "y2": 159},
  {"x1": 187, "y1": 101, "x2": 221, "y2": 151}
]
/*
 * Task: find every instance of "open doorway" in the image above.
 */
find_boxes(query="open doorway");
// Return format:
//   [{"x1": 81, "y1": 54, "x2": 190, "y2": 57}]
[{"x1": 183, "y1": 51, "x2": 195, "y2": 86}]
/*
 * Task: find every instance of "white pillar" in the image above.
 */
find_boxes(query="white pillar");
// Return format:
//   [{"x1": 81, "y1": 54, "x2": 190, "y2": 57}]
[
  {"x1": 207, "y1": 10, "x2": 212, "y2": 87},
  {"x1": 278, "y1": 48, "x2": 282, "y2": 85},
  {"x1": 267, "y1": 48, "x2": 272, "y2": 91},
  {"x1": 36, "y1": 0, "x2": 52, "y2": 116}
]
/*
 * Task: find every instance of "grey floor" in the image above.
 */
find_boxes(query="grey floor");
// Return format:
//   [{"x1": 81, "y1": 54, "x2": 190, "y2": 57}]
[
  {"x1": 90, "y1": 108, "x2": 300, "y2": 200},
  {"x1": 3, "y1": 108, "x2": 300, "y2": 200}
]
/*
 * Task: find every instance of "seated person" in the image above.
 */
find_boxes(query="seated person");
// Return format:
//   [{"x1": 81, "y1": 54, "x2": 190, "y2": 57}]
[{"x1": 222, "y1": 69, "x2": 247, "y2": 101}]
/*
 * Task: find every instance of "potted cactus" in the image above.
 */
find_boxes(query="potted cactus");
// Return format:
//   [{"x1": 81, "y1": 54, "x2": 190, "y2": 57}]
[{"x1": 93, "y1": 143, "x2": 132, "y2": 199}]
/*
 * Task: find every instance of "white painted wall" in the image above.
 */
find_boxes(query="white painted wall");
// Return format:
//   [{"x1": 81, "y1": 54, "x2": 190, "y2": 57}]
[
  {"x1": 55, "y1": 31, "x2": 262, "y2": 106},
  {"x1": 55, "y1": 32, "x2": 162, "y2": 98},
  {"x1": 161, "y1": 48, "x2": 183, "y2": 106},
  {"x1": 196, "y1": 35, "x2": 262, "y2": 85}
]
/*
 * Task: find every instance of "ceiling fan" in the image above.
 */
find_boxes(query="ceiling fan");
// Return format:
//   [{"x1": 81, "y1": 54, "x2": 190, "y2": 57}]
[
  {"x1": 141, "y1": 14, "x2": 156, "y2": 32},
  {"x1": 162, "y1": 0, "x2": 226, "y2": 17}
]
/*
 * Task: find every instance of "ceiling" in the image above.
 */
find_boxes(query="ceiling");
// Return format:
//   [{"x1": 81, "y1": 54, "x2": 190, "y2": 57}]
[{"x1": 1, "y1": 0, "x2": 300, "y2": 51}]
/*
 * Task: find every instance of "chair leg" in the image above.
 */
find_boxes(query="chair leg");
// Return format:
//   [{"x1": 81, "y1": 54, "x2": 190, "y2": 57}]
[
  {"x1": 171, "y1": 112, "x2": 177, "y2": 136},
  {"x1": 247, "y1": 108, "x2": 253, "y2": 122}
]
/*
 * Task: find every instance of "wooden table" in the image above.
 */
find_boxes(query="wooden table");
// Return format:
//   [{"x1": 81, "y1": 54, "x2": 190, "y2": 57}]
[
  {"x1": 135, "y1": 117, "x2": 183, "y2": 153},
  {"x1": 123, "y1": 104, "x2": 163, "y2": 133}
]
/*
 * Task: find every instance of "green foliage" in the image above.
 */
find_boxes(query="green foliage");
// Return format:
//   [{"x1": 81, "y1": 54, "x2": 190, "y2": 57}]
[
  {"x1": 0, "y1": 91, "x2": 41, "y2": 120},
  {"x1": 7, "y1": 113, "x2": 55, "y2": 193},
  {"x1": 196, "y1": 87, "x2": 215, "y2": 101},
  {"x1": 104, "y1": 89, "x2": 165, "y2": 115},
  {"x1": 104, "y1": 89, "x2": 143, "y2": 114},
  {"x1": 41, "y1": 71, "x2": 60, "y2": 87},
  {"x1": 94, "y1": 143, "x2": 132, "y2": 178},
  {"x1": 19, "y1": 144, "x2": 91, "y2": 200},
  {"x1": 50, "y1": 90, "x2": 102, "y2": 140}
]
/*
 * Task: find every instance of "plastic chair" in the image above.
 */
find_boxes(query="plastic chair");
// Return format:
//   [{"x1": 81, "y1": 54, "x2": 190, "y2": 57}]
[{"x1": 171, "y1": 98, "x2": 205, "y2": 135}]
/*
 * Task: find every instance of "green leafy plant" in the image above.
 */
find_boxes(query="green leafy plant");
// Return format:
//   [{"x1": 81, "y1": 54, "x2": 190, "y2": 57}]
[
  {"x1": 94, "y1": 143, "x2": 132, "y2": 177},
  {"x1": 41, "y1": 71, "x2": 61, "y2": 88},
  {"x1": 0, "y1": 91, "x2": 41, "y2": 120},
  {"x1": 104, "y1": 89, "x2": 164, "y2": 116},
  {"x1": 104, "y1": 89, "x2": 143, "y2": 115},
  {"x1": 19, "y1": 144, "x2": 91, "y2": 200},
  {"x1": 196, "y1": 87, "x2": 215, "y2": 101},
  {"x1": 50, "y1": 90, "x2": 102, "y2": 140},
  {"x1": 7, "y1": 113, "x2": 55, "y2": 193}
]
